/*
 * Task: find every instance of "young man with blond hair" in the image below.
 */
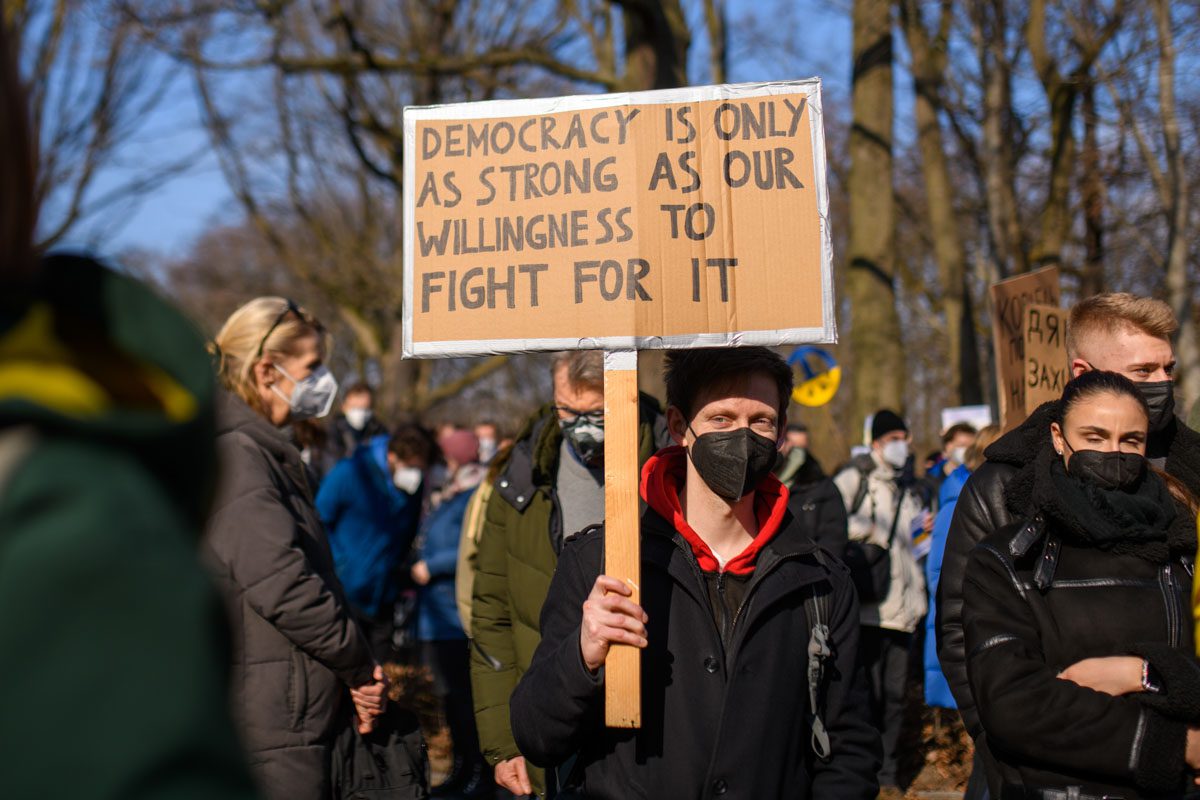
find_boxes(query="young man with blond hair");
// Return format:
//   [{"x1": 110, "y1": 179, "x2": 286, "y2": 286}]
[{"x1": 937, "y1": 292, "x2": 1200, "y2": 796}]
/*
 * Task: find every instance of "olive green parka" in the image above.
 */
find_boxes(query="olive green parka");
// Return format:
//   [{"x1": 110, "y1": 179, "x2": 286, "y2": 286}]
[{"x1": 469, "y1": 396, "x2": 668, "y2": 797}]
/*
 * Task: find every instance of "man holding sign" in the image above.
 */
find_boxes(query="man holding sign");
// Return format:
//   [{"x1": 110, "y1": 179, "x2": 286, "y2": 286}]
[{"x1": 510, "y1": 348, "x2": 879, "y2": 799}]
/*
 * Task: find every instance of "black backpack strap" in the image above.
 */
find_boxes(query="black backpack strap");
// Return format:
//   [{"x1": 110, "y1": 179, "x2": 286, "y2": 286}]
[
  {"x1": 848, "y1": 461, "x2": 873, "y2": 515},
  {"x1": 804, "y1": 584, "x2": 833, "y2": 761},
  {"x1": 884, "y1": 486, "x2": 907, "y2": 550}
]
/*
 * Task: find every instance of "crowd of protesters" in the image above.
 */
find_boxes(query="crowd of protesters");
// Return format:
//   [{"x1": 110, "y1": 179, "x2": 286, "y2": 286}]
[{"x1": 9, "y1": 22, "x2": 1200, "y2": 800}]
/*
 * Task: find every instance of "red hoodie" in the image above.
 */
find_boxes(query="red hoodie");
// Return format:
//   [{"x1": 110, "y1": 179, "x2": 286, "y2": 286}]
[{"x1": 639, "y1": 445, "x2": 789, "y2": 576}]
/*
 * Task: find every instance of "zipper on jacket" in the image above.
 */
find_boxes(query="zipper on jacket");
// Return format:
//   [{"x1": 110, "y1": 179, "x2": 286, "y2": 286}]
[
  {"x1": 725, "y1": 551, "x2": 806, "y2": 667},
  {"x1": 716, "y1": 571, "x2": 730, "y2": 647},
  {"x1": 670, "y1": 537, "x2": 728, "y2": 661},
  {"x1": 1159, "y1": 563, "x2": 1181, "y2": 648}
]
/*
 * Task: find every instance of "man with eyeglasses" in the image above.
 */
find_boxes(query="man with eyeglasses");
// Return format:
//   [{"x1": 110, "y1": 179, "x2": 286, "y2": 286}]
[{"x1": 470, "y1": 351, "x2": 670, "y2": 798}]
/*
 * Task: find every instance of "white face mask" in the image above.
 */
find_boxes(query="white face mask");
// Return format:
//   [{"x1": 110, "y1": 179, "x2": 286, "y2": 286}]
[
  {"x1": 344, "y1": 407, "x2": 372, "y2": 431},
  {"x1": 272, "y1": 364, "x2": 339, "y2": 421},
  {"x1": 393, "y1": 466, "x2": 423, "y2": 494},
  {"x1": 950, "y1": 445, "x2": 968, "y2": 466},
  {"x1": 881, "y1": 439, "x2": 910, "y2": 469},
  {"x1": 478, "y1": 438, "x2": 498, "y2": 463}
]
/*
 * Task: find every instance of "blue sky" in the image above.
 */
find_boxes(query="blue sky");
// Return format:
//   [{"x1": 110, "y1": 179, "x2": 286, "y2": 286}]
[{"x1": 67, "y1": 1, "x2": 852, "y2": 261}]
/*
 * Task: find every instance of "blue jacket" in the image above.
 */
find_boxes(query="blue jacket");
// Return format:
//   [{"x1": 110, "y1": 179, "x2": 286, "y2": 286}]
[
  {"x1": 416, "y1": 487, "x2": 476, "y2": 641},
  {"x1": 925, "y1": 463, "x2": 970, "y2": 708},
  {"x1": 315, "y1": 436, "x2": 422, "y2": 617}
]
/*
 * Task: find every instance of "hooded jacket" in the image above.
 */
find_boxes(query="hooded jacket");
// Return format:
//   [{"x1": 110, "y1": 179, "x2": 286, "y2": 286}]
[
  {"x1": 416, "y1": 463, "x2": 486, "y2": 641},
  {"x1": 833, "y1": 451, "x2": 928, "y2": 633},
  {"x1": 0, "y1": 254, "x2": 255, "y2": 798},
  {"x1": 206, "y1": 390, "x2": 376, "y2": 799},
  {"x1": 509, "y1": 450, "x2": 880, "y2": 800},
  {"x1": 316, "y1": 436, "x2": 422, "y2": 618},
  {"x1": 924, "y1": 463, "x2": 969, "y2": 709},
  {"x1": 962, "y1": 446, "x2": 1200, "y2": 797},
  {"x1": 937, "y1": 402, "x2": 1200, "y2": 740},
  {"x1": 469, "y1": 396, "x2": 669, "y2": 797}
]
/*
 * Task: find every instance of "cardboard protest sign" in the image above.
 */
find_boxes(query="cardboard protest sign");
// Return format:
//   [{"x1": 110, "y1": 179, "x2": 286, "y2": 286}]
[
  {"x1": 1023, "y1": 304, "x2": 1070, "y2": 414},
  {"x1": 402, "y1": 80, "x2": 835, "y2": 357},
  {"x1": 403, "y1": 80, "x2": 833, "y2": 730},
  {"x1": 989, "y1": 267, "x2": 1061, "y2": 428}
]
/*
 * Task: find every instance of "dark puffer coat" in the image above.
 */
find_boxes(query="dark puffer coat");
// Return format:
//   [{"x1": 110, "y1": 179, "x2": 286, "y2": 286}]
[
  {"x1": 205, "y1": 391, "x2": 376, "y2": 799},
  {"x1": 962, "y1": 449, "x2": 1200, "y2": 798},
  {"x1": 785, "y1": 454, "x2": 849, "y2": 562},
  {"x1": 510, "y1": 508, "x2": 881, "y2": 800}
]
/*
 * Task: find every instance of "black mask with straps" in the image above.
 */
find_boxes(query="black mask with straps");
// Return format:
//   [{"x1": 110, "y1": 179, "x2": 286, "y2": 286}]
[
  {"x1": 1061, "y1": 436, "x2": 1148, "y2": 492},
  {"x1": 1080, "y1": 363, "x2": 1176, "y2": 433},
  {"x1": 687, "y1": 425, "x2": 779, "y2": 500},
  {"x1": 1138, "y1": 380, "x2": 1176, "y2": 432}
]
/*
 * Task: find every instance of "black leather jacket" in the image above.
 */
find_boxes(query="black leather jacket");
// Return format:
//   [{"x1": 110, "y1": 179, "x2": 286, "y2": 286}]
[
  {"x1": 938, "y1": 403, "x2": 1200, "y2": 741},
  {"x1": 963, "y1": 509, "x2": 1198, "y2": 797}
]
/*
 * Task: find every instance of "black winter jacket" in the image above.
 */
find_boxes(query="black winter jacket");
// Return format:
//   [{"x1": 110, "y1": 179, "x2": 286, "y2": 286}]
[
  {"x1": 509, "y1": 507, "x2": 881, "y2": 800},
  {"x1": 938, "y1": 404, "x2": 1200, "y2": 739},
  {"x1": 205, "y1": 392, "x2": 376, "y2": 799},
  {"x1": 785, "y1": 456, "x2": 849, "y2": 563},
  {"x1": 963, "y1": 493, "x2": 1199, "y2": 797}
]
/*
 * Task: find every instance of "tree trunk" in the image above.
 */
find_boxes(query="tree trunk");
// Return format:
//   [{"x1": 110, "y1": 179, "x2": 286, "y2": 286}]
[
  {"x1": 617, "y1": 0, "x2": 689, "y2": 92},
  {"x1": 1152, "y1": 0, "x2": 1200, "y2": 411},
  {"x1": 900, "y1": 0, "x2": 978, "y2": 407},
  {"x1": 847, "y1": 0, "x2": 904, "y2": 432},
  {"x1": 1079, "y1": 82, "x2": 1105, "y2": 296},
  {"x1": 974, "y1": 0, "x2": 1026, "y2": 278}
]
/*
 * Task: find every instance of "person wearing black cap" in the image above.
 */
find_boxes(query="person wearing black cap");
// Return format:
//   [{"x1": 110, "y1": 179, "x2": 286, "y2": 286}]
[{"x1": 833, "y1": 409, "x2": 931, "y2": 796}]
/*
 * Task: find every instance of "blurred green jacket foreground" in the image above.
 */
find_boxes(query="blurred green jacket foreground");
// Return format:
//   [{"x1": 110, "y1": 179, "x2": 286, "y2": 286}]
[{"x1": 0, "y1": 254, "x2": 257, "y2": 799}]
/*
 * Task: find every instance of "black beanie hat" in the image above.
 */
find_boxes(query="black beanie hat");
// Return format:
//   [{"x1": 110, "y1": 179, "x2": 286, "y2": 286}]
[{"x1": 871, "y1": 409, "x2": 908, "y2": 442}]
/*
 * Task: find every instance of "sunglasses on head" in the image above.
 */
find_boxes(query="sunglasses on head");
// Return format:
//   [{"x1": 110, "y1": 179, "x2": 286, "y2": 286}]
[{"x1": 255, "y1": 299, "x2": 317, "y2": 359}]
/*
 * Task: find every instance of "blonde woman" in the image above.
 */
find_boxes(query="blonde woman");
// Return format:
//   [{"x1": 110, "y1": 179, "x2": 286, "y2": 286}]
[{"x1": 206, "y1": 298, "x2": 386, "y2": 799}]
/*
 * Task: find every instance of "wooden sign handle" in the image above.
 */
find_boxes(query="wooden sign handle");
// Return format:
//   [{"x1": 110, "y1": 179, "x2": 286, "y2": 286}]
[{"x1": 603, "y1": 349, "x2": 641, "y2": 729}]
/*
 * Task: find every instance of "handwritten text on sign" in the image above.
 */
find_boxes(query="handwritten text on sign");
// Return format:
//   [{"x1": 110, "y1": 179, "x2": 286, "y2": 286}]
[
  {"x1": 1023, "y1": 304, "x2": 1070, "y2": 414},
  {"x1": 989, "y1": 266, "x2": 1061, "y2": 428},
  {"x1": 402, "y1": 81, "x2": 834, "y2": 357}
]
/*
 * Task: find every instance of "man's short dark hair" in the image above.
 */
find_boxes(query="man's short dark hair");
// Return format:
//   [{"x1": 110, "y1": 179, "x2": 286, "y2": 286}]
[
  {"x1": 664, "y1": 347, "x2": 793, "y2": 421},
  {"x1": 389, "y1": 423, "x2": 435, "y2": 464},
  {"x1": 344, "y1": 381, "x2": 373, "y2": 399},
  {"x1": 941, "y1": 422, "x2": 977, "y2": 446}
]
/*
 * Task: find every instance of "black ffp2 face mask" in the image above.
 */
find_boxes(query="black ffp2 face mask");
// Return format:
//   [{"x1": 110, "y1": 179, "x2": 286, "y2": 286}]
[
  {"x1": 688, "y1": 426, "x2": 778, "y2": 500},
  {"x1": 1138, "y1": 380, "x2": 1176, "y2": 432},
  {"x1": 1063, "y1": 438, "x2": 1147, "y2": 491}
]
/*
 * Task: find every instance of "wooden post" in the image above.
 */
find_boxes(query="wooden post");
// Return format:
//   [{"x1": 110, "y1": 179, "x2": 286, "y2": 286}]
[{"x1": 603, "y1": 349, "x2": 641, "y2": 729}]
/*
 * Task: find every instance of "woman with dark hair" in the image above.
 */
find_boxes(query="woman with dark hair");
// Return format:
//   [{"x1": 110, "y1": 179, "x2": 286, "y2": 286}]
[{"x1": 962, "y1": 370, "x2": 1200, "y2": 798}]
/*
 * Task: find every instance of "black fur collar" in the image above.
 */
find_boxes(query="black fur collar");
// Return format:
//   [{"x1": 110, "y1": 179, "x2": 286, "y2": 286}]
[{"x1": 992, "y1": 401, "x2": 1200, "y2": 516}]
